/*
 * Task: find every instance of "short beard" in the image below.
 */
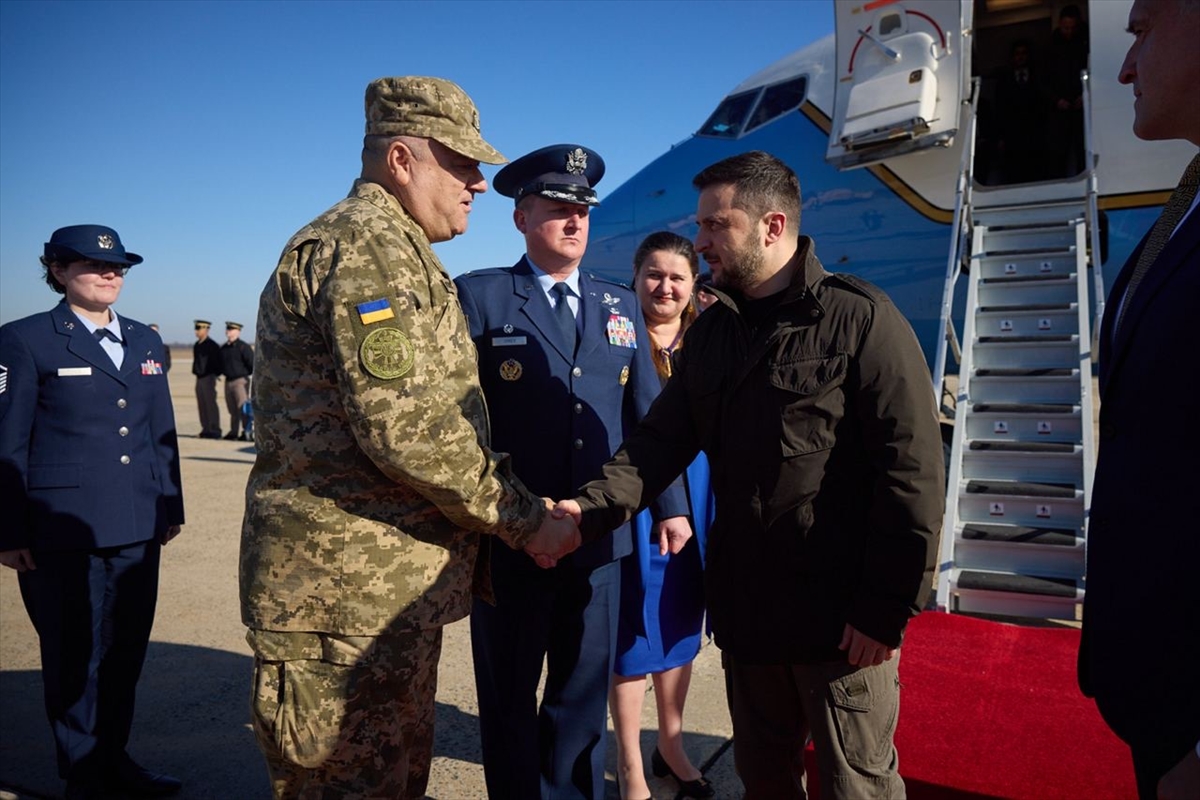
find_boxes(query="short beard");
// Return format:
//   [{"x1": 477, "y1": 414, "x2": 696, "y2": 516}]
[{"x1": 714, "y1": 237, "x2": 766, "y2": 293}]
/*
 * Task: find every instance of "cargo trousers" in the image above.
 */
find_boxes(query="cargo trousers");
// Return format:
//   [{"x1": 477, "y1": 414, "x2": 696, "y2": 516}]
[
  {"x1": 723, "y1": 652, "x2": 904, "y2": 800},
  {"x1": 248, "y1": 626, "x2": 442, "y2": 800}
]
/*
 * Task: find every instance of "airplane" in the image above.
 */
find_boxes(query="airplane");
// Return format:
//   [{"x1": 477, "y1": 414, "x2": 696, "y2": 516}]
[{"x1": 581, "y1": 0, "x2": 1195, "y2": 620}]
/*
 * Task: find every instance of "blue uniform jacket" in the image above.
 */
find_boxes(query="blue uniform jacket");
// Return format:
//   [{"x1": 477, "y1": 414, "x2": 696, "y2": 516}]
[
  {"x1": 0, "y1": 301, "x2": 185, "y2": 552},
  {"x1": 455, "y1": 258, "x2": 688, "y2": 570}
]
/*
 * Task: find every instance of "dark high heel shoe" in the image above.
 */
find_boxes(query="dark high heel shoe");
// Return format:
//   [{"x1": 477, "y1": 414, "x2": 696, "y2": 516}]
[{"x1": 651, "y1": 747, "x2": 715, "y2": 799}]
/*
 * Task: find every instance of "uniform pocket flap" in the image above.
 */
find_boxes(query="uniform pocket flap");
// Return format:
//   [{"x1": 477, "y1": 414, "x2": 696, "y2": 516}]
[
  {"x1": 830, "y1": 669, "x2": 874, "y2": 713},
  {"x1": 769, "y1": 355, "x2": 847, "y2": 396},
  {"x1": 27, "y1": 464, "x2": 81, "y2": 489}
]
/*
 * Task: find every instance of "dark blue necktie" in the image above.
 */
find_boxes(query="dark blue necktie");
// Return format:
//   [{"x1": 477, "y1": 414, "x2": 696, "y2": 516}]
[
  {"x1": 550, "y1": 282, "x2": 577, "y2": 349},
  {"x1": 93, "y1": 328, "x2": 120, "y2": 343}
]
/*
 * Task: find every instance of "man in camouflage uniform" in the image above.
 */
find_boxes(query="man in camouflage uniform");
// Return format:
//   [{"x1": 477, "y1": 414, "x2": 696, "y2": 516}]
[{"x1": 240, "y1": 76, "x2": 579, "y2": 800}]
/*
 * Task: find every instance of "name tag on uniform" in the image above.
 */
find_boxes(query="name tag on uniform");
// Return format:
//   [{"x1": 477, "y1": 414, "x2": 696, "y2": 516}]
[
  {"x1": 58, "y1": 367, "x2": 92, "y2": 377},
  {"x1": 492, "y1": 336, "x2": 527, "y2": 347}
]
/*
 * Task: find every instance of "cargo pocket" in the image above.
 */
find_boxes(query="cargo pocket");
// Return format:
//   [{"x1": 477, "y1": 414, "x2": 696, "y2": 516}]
[
  {"x1": 270, "y1": 657, "x2": 349, "y2": 769},
  {"x1": 769, "y1": 355, "x2": 846, "y2": 457},
  {"x1": 828, "y1": 662, "x2": 899, "y2": 772}
]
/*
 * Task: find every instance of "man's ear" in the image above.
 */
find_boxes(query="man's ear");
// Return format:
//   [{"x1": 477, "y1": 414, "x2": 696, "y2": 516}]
[
  {"x1": 762, "y1": 211, "x2": 788, "y2": 244},
  {"x1": 388, "y1": 140, "x2": 416, "y2": 187},
  {"x1": 513, "y1": 207, "x2": 527, "y2": 234}
]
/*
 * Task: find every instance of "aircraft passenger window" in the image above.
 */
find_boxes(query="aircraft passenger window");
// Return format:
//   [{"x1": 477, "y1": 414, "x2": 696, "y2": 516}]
[
  {"x1": 697, "y1": 90, "x2": 758, "y2": 138},
  {"x1": 879, "y1": 13, "x2": 903, "y2": 37},
  {"x1": 744, "y1": 77, "x2": 808, "y2": 134}
]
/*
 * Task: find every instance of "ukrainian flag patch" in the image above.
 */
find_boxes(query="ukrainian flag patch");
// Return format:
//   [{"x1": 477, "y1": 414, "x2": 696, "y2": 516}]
[{"x1": 357, "y1": 298, "x2": 395, "y2": 325}]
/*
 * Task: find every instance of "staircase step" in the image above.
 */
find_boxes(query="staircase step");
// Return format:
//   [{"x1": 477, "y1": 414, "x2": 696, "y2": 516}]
[
  {"x1": 956, "y1": 570, "x2": 1078, "y2": 598},
  {"x1": 965, "y1": 404, "x2": 1083, "y2": 442},
  {"x1": 966, "y1": 480, "x2": 1076, "y2": 498},
  {"x1": 974, "y1": 368, "x2": 1074, "y2": 377},
  {"x1": 978, "y1": 303, "x2": 1073, "y2": 312},
  {"x1": 962, "y1": 524, "x2": 1079, "y2": 546},
  {"x1": 968, "y1": 441, "x2": 1075, "y2": 453},
  {"x1": 978, "y1": 277, "x2": 1077, "y2": 306},
  {"x1": 972, "y1": 403, "x2": 1074, "y2": 413}
]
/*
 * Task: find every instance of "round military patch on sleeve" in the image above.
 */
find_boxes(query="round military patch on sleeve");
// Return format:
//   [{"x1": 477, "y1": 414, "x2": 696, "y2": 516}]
[{"x1": 359, "y1": 327, "x2": 415, "y2": 380}]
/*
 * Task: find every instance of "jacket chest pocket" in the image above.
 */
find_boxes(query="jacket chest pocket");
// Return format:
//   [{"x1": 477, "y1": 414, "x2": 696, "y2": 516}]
[{"x1": 769, "y1": 354, "x2": 847, "y2": 457}]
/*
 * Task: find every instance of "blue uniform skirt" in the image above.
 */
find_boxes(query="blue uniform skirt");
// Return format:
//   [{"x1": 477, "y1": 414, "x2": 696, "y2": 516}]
[{"x1": 614, "y1": 453, "x2": 712, "y2": 676}]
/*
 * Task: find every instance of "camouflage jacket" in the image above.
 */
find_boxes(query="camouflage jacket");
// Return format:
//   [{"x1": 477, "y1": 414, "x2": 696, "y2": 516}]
[{"x1": 240, "y1": 179, "x2": 544, "y2": 636}]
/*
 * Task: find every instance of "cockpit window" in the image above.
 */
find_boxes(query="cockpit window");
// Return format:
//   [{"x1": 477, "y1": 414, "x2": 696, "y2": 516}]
[
  {"x1": 697, "y1": 90, "x2": 758, "y2": 138},
  {"x1": 744, "y1": 77, "x2": 808, "y2": 134},
  {"x1": 697, "y1": 77, "x2": 808, "y2": 139}
]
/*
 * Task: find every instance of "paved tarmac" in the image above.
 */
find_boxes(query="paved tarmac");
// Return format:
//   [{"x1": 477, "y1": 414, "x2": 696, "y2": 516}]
[{"x1": 0, "y1": 350, "x2": 740, "y2": 800}]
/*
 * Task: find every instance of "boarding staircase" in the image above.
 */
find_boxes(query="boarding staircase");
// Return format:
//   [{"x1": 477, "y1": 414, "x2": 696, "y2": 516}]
[{"x1": 933, "y1": 76, "x2": 1103, "y2": 620}]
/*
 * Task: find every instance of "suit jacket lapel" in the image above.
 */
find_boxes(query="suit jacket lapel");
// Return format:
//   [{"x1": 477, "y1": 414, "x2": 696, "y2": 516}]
[
  {"x1": 1107, "y1": 211, "x2": 1200, "y2": 395},
  {"x1": 514, "y1": 257, "x2": 575, "y2": 363},
  {"x1": 51, "y1": 302, "x2": 124, "y2": 383},
  {"x1": 121, "y1": 322, "x2": 153, "y2": 379},
  {"x1": 577, "y1": 273, "x2": 607, "y2": 362}
]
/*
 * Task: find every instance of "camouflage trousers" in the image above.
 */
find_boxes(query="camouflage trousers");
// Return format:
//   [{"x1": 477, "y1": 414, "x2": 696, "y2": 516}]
[{"x1": 247, "y1": 626, "x2": 443, "y2": 800}]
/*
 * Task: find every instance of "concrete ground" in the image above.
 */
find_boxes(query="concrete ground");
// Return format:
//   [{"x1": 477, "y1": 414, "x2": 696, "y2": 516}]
[{"x1": 0, "y1": 350, "x2": 739, "y2": 800}]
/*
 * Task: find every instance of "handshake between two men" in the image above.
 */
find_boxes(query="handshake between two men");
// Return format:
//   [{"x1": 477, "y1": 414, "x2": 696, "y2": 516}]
[{"x1": 522, "y1": 499, "x2": 696, "y2": 569}]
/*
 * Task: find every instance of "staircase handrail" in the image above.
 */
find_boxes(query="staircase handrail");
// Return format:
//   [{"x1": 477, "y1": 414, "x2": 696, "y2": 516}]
[
  {"x1": 932, "y1": 77, "x2": 980, "y2": 406},
  {"x1": 1081, "y1": 67, "x2": 1106, "y2": 365}
]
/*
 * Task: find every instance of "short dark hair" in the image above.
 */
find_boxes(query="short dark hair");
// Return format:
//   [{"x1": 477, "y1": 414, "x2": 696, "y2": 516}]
[
  {"x1": 1060, "y1": 4, "x2": 1081, "y2": 21},
  {"x1": 39, "y1": 255, "x2": 68, "y2": 295},
  {"x1": 691, "y1": 150, "x2": 801, "y2": 233}
]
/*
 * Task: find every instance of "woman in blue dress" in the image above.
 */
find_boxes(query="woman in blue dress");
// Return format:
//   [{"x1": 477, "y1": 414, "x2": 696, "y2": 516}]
[{"x1": 611, "y1": 232, "x2": 714, "y2": 800}]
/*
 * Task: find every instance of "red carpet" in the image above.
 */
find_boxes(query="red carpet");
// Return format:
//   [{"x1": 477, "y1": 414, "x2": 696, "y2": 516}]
[{"x1": 805, "y1": 611, "x2": 1136, "y2": 799}]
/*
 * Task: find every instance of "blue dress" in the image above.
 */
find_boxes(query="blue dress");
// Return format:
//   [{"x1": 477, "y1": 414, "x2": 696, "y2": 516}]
[{"x1": 614, "y1": 452, "x2": 713, "y2": 676}]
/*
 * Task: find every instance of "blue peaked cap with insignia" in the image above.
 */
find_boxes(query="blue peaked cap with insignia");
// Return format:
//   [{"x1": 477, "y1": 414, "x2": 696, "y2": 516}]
[
  {"x1": 494, "y1": 144, "x2": 605, "y2": 207},
  {"x1": 44, "y1": 224, "x2": 143, "y2": 266}
]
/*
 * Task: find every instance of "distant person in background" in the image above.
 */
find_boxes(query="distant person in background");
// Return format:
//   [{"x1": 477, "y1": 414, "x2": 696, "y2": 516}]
[
  {"x1": 994, "y1": 40, "x2": 1049, "y2": 184},
  {"x1": 0, "y1": 225, "x2": 185, "y2": 800},
  {"x1": 1046, "y1": 4, "x2": 1089, "y2": 177},
  {"x1": 149, "y1": 324, "x2": 171, "y2": 372},
  {"x1": 220, "y1": 321, "x2": 254, "y2": 441},
  {"x1": 1079, "y1": 2, "x2": 1200, "y2": 799},
  {"x1": 694, "y1": 271, "x2": 718, "y2": 312},
  {"x1": 611, "y1": 231, "x2": 713, "y2": 800},
  {"x1": 192, "y1": 319, "x2": 222, "y2": 438}
]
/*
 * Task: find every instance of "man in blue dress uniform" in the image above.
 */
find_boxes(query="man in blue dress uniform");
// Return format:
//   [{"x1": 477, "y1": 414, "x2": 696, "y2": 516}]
[{"x1": 455, "y1": 145, "x2": 690, "y2": 799}]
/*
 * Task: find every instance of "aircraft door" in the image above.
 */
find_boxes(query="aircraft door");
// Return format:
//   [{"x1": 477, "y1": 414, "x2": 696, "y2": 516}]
[{"x1": 826, "y1": 0, "x2": 971, "y2": 170}]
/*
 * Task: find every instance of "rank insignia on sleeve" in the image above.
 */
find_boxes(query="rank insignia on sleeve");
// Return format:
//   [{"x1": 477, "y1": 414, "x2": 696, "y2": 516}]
[
  {"x1": 140, "y1": 360, "x2": 163, "y2": 375},
  {"x1": 360, "y1": 327, "x2": 415, "y2": 379},
  {"x1": 0, "y1": 363, "x2": 7, "y2": 395},
  {"x1": 356, "y1": 298, "x2": 395, "y2": 325},
  {"x1": 499, "y1": 359, "x2": 523, "y2": 381},
  {"x1": 618, "y1": 365, "x2": 629, "y2": 386}
]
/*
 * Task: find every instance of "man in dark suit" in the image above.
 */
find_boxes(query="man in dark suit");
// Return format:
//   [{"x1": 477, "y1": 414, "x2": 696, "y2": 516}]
[
  {"x1": 219, "y1": 321, "x2": 254, "y2": 441},
  {"x1": 191, "y1": 319, "x2": 222, "y2": 438},
  {"x1": 455, "y1": 144, "x2": 690, "y2": 799},
  {"x1": 0, "y1": 225, "x2": 186, "y2": 799},
  {"x1": 1079, "y1": 3, "x2": 1200, "y2": 799}
]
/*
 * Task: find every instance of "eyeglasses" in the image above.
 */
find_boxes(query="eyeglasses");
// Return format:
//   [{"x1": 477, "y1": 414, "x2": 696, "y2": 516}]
[{"x1": 77, "y1": 260, "x2": 128, "y2": 277}]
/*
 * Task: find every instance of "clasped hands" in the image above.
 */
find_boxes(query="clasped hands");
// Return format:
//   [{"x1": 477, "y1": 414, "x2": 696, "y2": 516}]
[
  {"x1": 523, "y1": 499, "x2": 583, "y2": 569},
  {"x1": 523, "y1": 500, "x2": 694, "y2": 569}
]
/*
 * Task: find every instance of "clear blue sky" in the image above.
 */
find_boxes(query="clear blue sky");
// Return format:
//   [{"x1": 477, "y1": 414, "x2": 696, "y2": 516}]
[{"x1": 0, "y1": 0, "x2": 833, "y2": 344}]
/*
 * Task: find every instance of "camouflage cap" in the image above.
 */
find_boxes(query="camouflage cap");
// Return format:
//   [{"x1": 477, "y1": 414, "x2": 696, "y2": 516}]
[{"x1": 365, "y1": 76, "x2": 506, "y2": 165}]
